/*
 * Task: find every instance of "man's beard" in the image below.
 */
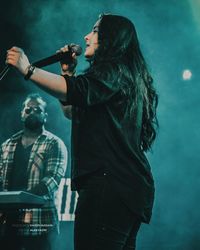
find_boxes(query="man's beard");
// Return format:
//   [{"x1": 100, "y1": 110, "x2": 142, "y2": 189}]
[{"x1": 24, "y1": 115, "x2": 44, "y2": 130}]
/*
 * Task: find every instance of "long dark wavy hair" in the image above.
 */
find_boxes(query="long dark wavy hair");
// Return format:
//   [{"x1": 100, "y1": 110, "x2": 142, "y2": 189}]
[{"x1": 86, "y1": 14, "x2": 158, "y2": 151}]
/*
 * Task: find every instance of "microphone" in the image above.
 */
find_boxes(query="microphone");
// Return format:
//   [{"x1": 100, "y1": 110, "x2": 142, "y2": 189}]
[
  {"x1": 32, "y1": 44, "x2": 82, "y2": 68},
  {"x1": 0, "y1": 44, "x2": 82, "y2": 81}
]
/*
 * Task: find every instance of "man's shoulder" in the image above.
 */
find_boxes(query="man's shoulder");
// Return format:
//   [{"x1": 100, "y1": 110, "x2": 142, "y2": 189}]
[
  {"x1": 38, "y1": 130, "x2": 67, "y2": 155},
  {"x1": 1, "y1": 130, "x2": 23, "y2": 147},
  {"x1": 40, "y1": 130, "x2": 66, "y2": 147}
]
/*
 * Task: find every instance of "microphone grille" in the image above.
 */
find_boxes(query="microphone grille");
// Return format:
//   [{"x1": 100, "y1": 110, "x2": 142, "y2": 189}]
[{"x1": 70, "y1": 44, "x2": 82, "y2": 56}]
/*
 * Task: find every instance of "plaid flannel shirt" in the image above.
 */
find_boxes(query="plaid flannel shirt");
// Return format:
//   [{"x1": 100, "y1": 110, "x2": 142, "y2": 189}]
[{"x1": 0, "y1": 130, "x2": 67, "y2": 236}]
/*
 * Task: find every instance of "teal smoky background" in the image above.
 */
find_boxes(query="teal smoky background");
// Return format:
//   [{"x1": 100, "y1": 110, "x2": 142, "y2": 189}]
[{"x1": 0, "y1": 0, "x2": 200, "y2": 249}]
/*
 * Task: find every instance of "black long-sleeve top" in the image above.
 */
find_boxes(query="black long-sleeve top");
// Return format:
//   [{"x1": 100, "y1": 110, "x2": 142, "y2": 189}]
[{"x1": 63, "y1": 73, "x2": 155, "y2": 223}]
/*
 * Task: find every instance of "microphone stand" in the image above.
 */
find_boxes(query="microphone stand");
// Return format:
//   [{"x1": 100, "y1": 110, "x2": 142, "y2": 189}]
[{"x1": 0, "y1": 65, "x2": 10, "y2": 81}]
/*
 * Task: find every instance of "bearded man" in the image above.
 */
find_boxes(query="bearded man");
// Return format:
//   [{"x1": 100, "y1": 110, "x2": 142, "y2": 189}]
[{"x1": 0, "y1": 93, "x2": 67, "y2": 250}]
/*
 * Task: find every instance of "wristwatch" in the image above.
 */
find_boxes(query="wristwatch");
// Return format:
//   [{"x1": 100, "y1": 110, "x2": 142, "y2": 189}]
[{"x1": 24, "y1": 64, "x2": 36, "y2": 80}]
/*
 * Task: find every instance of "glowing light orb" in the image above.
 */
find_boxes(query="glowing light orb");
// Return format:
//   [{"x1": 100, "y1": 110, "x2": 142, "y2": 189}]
[{"x1": 182, "y1": 69, "x2": 192, "y2": 80}]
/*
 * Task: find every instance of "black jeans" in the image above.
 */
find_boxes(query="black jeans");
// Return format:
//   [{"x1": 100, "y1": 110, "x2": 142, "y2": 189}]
[{"x1": 74, "y1": 171, "x2": 141, "y2": 250}]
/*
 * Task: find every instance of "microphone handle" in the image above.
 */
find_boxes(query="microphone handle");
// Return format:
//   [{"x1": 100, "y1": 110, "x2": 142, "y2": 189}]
[
  {"x1": 32, "y1": 51, "x2": 72, "y2": 68},
  {"x1": 0, "y1": 45, "x2": 82, "y2": 80},
  {"x1": 0, "y1": 50, "x2": 72, "y2": 80}
]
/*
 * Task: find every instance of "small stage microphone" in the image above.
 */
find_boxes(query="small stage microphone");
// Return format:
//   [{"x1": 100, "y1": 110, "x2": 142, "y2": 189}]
[
  {"x1": 32, "y1": 44, "x2": 82, "y2": 68},
  {"x1": 0, "y1": 44, "x2": 82, "y2": 81}
]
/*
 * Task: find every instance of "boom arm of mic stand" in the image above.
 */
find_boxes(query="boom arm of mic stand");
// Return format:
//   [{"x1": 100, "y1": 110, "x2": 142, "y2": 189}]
[{"x1": 0, "y1": 65, "x2": 10, "y2": 81}]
